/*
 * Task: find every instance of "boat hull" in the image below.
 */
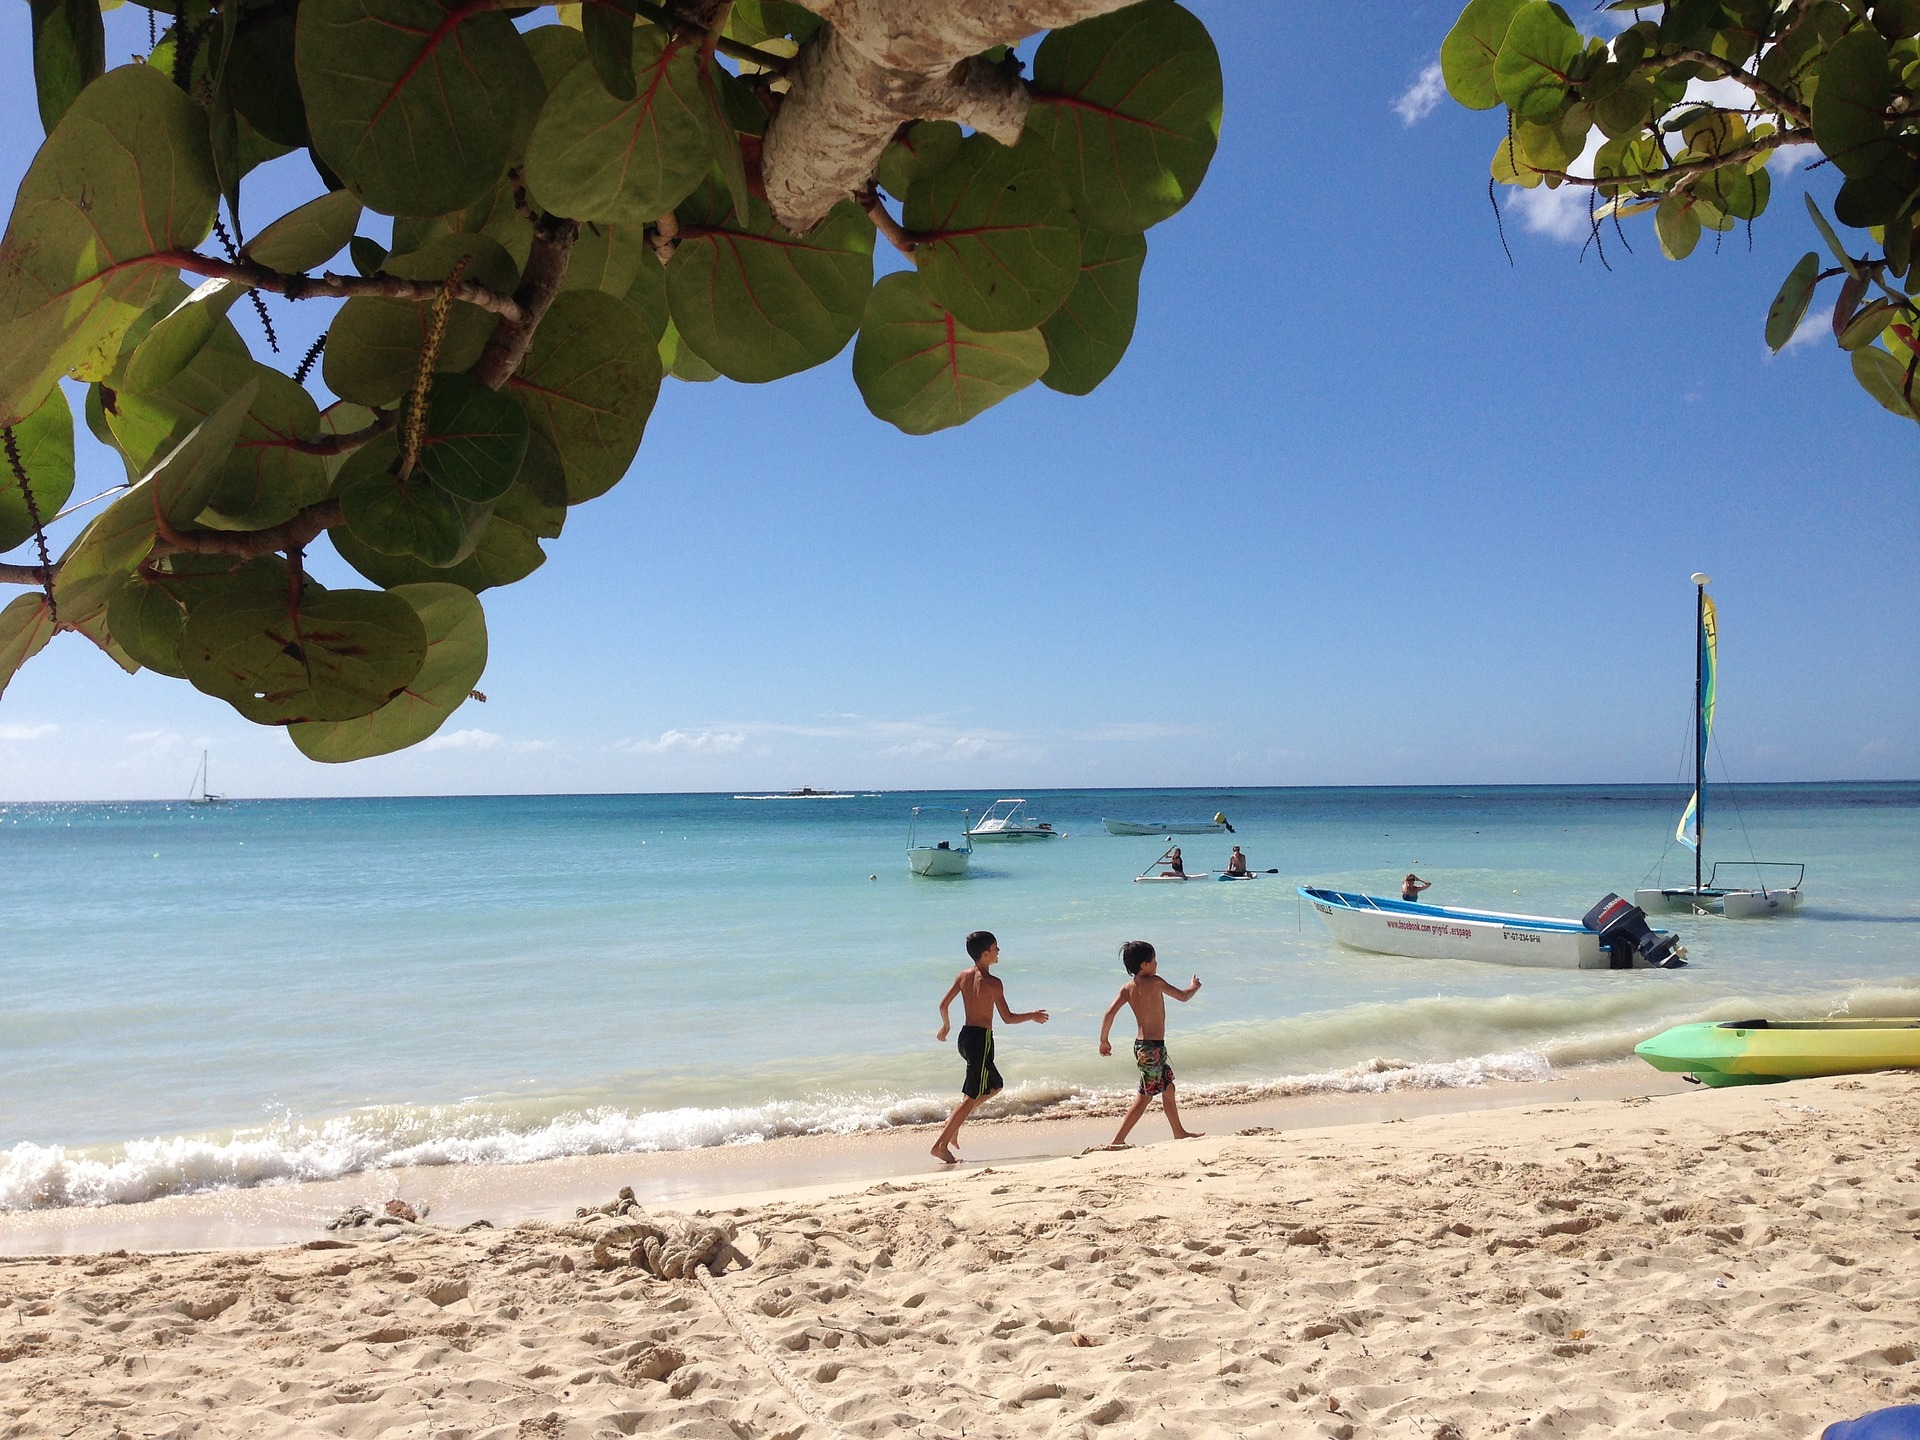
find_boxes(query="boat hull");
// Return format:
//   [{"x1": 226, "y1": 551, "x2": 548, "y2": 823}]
[
  {"x1": 967, "y1": 827, "x2": 1060, "y2": 841},
  {"x1": 1300, "y1": 888, "x2": 1677, "y2": 970},
  {"x1": 1103, "y1": 819, "x2": 1227, "y2": 836},
  {"x1": 1634, "y1": 886, "x2": 1803, "y2": 918},
  {"x1": 908, "y1": 847, "x2": 969, "y2": 877},
  {"x1": 1636, "y1": 1019, "x2": 1920, "y2": 1085}
]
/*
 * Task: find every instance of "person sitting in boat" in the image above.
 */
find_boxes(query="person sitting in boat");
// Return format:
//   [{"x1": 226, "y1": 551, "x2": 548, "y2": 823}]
[
  {"x1": 1401, "y1": 872, "x2": 1431, "y2": 902},
  {"x1": 1160, "y1": 847, "x2": 1186, "y2": 878},
  {"x1": 1225, "y1": 846, "x2": 1249, "y2": 877}
]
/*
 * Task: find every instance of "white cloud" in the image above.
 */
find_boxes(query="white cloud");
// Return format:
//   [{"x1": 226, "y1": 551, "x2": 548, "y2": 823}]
[
  {"x1": 1509, "y1": 185, "x2": 1594, "y2": 243},
  {"x1": 0, "y1": 723, "x2": 56, "y2": 742},
  {"x1": 615, "y1": 730, "x2": 746, "y2": 755},
  {"x1": 1775, "y1": 305, "x2": 1833, "y2": 354},
  {"x1": 424, "y1": 728, "x2": 501, "y2": 751},
  {"x1": 1393, "y1": 62, "x2": 1446, "y2": 126}
]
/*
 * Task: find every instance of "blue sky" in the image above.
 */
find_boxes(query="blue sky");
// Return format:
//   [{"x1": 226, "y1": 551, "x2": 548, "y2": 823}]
[{"x1": 0, "y1": 1, "x2": 1913, "y2": 800}]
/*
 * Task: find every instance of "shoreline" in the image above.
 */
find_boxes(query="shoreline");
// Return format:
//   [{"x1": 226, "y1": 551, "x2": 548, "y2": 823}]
[
  {"x1": 3, "y1": 1069, "x2": 1914, "y2": 1438},
  {"x1": 0, "y1": 1060, "x2": 1690, "y2": 1256}
]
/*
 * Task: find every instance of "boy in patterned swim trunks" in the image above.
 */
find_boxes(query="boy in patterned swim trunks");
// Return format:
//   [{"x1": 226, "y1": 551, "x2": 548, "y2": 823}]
[{"x1": 1098, "y1": 940, "x2": 1204, "y2": 1147}]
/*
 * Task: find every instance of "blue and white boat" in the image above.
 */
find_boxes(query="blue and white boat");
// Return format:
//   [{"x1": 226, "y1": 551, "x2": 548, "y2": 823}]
[{"x1": 1300, "y1": 888, "x2": 1686, "y2": 970}]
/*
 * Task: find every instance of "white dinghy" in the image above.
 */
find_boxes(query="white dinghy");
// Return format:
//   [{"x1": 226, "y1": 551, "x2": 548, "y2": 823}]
[
  {"x1": 1301, "y1": 888, "x2": 1686, "y2": 970},
  {"x1": 908, "y1": 806, "x2": 972, "y2": 877}
]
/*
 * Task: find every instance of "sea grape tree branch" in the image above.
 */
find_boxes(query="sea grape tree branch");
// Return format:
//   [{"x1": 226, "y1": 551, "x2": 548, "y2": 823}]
[
  {"x1": 152, "y1": 500, "x2": 345, "y2": 561},
  {"x1": 1667, "y1": 48, "x2": 1814, "y2": 128},
  {"x1": 760, "y1": 0, "x2": 1140, "y2": 232},
  {"x1": 1538, "y1": 130, "x2": 1815, "y2": 192},
  {"x1": 167, "y1": 252, "x2": 529, "y2": 324},
  {"x1": 471, "y1": 213, "x2": 579, "y2": 390}
]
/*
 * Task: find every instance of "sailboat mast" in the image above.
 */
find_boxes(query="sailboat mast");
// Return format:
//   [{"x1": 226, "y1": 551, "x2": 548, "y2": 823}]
[{"x1": 1693, "y1": 578, "x2": 1706, "y2": 893}]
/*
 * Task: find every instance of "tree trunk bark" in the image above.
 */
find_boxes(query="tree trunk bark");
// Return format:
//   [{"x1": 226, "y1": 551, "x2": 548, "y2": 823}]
[{"x1": 760, "y1": 0, "x2": 1142, "y2": 233}]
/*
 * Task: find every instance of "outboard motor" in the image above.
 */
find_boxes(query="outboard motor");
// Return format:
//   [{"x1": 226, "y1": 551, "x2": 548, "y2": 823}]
[{"x1": 1582, "y1": 894, "x2": 1687, "y2": 969}]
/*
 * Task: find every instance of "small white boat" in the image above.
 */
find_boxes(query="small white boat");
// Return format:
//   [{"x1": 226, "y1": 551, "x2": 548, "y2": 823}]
[
  {"x1": 967, "y1": 799, "x2": 1062, "y2": 841},
  {"x1": 908, "y1": 806, "x2": 972, "y2": 877},
  {"x1": 1301, "y1": 888, "x2": 1686, "y2": 970},
  {"x1": 1104, "y1": 812, "x2": 1233, "y2": 836},
  {"x1": 1634, "y1": 575, "x2": 1804, "y2": 918}
]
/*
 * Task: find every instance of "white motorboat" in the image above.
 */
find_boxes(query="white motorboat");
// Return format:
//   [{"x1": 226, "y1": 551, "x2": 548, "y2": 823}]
[
  {"x1": 1301, "y1": 888, "x2": 1686, "y2": 970},
  {"x1": 1104, "y1": 812, "x2": 1233, "y2": 836},
  {"x1": 908, "y1": 806, "x2": 972, "y2": 877},
  {"x1": 1634, "y1": 575, "x2": 1804, "y2": 918},
  {"x1": 967, "y1": 799, "x2": 1062, "y2": 841}
]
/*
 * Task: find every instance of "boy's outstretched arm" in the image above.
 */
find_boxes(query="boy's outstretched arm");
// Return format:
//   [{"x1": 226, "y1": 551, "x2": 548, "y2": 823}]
[
  {"x1": 935, "y1": 974, "x2": 964, "y2": 1041},
  {"x1": 1098, "y1": 987, "x2": 1130, "y2": 1056},
  {"x1": 1158, "y1": 974, "x2": 1203, "y2": 1002},
  {"x1": 995, "y1": 989, "x2": 1049, "y2": 1026}
]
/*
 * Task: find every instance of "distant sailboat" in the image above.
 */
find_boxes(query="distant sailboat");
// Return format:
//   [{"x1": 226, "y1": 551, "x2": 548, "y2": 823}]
[
  {"x1": 188, "y1": 750, "x2": 226, "y2": 805},
  {"x1": 1634, "y1": 575, "x2": 1802, "y2": 918}
]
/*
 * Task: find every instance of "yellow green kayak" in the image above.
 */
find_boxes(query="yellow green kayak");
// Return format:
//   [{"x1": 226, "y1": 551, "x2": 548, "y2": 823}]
[{"x1": 1636, "y1": 1018, "x2": 1920, "y2": 1087}]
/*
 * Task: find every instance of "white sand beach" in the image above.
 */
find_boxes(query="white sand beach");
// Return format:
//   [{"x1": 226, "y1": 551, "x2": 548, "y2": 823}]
[{"x1": 5, "y1": 1068, "x2": 1918, "y2": 1438}]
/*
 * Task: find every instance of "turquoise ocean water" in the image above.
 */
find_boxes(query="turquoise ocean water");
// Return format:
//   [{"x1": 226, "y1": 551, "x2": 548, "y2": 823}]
[{"x1": 2, "y1": 784, "x2": 1915, "y2": 1210}]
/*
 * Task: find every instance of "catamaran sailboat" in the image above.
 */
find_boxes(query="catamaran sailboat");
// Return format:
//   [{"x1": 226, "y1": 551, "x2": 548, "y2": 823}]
[
  {"x1": 187, "y1": 750, "x2": 225, "y2": 805},
  {"x1": 1633, "y1": 575, "x2": 1804, "y2": 918},
  {"x1": 967, "y1": 799, "x2": 1062, "y2": 841}
]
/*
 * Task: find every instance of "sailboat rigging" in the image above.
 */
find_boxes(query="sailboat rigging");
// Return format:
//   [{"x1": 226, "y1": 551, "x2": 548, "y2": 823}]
[
  {"x1": 188, "y1": 750, "x2": 226, "y2": 805},
  {"x1": 1633, "y1": 574, "x2": 1803, "y2": 918}
]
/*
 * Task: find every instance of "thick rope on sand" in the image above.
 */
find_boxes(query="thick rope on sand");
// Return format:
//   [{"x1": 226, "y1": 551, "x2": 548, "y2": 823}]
[{"x1": 561, "y1": 1189, "x2": 860, "y2": 1440}]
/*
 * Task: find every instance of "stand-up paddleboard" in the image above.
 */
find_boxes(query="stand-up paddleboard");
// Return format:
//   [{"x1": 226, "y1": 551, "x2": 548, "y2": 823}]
[
  {"x1": 1134, "y1": 872, "x2": 1212, "y2": 883},
  {"x1": 1636, "y1": 1018, "x2": 1920, "y2": 1086}
]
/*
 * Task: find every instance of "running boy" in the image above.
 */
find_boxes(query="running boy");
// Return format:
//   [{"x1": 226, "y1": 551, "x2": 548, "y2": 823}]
[
  {"x1": 1098, "y1": 940, "x2": 1204, "y2": 1146},
  {"x1": 931, "y1": 931, "x2": 1049, "y2": 1164}
]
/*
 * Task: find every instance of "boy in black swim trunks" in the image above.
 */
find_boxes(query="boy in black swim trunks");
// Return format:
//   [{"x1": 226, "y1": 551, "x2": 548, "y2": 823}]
[
  {"x1": 931, "y1": 930, "x2": 1050, "y2": 1165},
  {"x1": 1098, "y1": 940, "x2": 1204, "y2": 1146}
]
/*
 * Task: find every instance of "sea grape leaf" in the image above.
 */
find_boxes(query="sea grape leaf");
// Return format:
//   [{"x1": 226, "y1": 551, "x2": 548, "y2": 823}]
[
  {"x1": 102, "y1": 552, "x2": 280, "y2": 681},
  {"x1": 1442, "y1": 0, "x2": 1529, "y2": 109},
  {"x1": 324, "y1": 236, "x2": 519, "y2": 407},
  {"x1": 0, "y1": 65, "x2": 218, "y2": 426},
  {"x1": 331, "y1": 468, "x2": 561, "y2": 592},
  {"x1": 243, "y1": 190, "x2": 363, "y2": 273},
  {"x1": 296, "y1": 0, "x2": 539, "y2": 216},
  {"x1": 1027, "y1": 0, "x2": 1222, "y2": 234},
  {"x1": 665, "y1": 182, "x2": 874, "y2": 383},
  {"x1": 337, "y1": 435, "x2": 488, "y2": 566},
  {"x1": 227, "y1": 4, "x2": 308, "y2": 148},
  {"x1": 72, "y1": 379, "x2": 261, "y2": 618},
  {"x1": 523, "y1": 23, "x2": 715, "y2": 224},
  {"x1": 0, "y1": 594, "x2": 56, "y2": 702},
  {"x1": 1838, "y1": 298, "x2": 1900, "y2": 351},
  {"x1": 317, "y1": 401, "x2": 379, "y2": 483},
  {"x1": 181, "y1": 580, "x2": 429, "y2": 725},
  {"x1": 658, "y1": 318, "x2": 720, "y2": 382},
  {"x1": 123, "y1": 279, "x2": 247, "y2": 395},
  {"x1": 697, "y1": 55, "x2": 754, "y2": 221},
  {"x1": 390, "y1": 183, "x2": 535, "y2": 271},
  {"x1": 1494, "y1": 2, "x2": 1583, "y2": 121},
  {"x1": 289, "y1": 583, "x2": 488, "y2": 761},
  {"x1": 1766, "y1": 252, "x2": 1822, "y2": 352},
  {"x1": 1851, "y1": 345, "x2": 1920, "y2": 420},
  {"x1": 1655, "y1": 195, "x2": 1701, "y2": 260},
  {"x1": 582, "y1": 0, "x2": 638, "y2": 100},
  {"x1": 565, "y1": 222, "x2": 649, "y2": 299},
  {"x1": 109, "y1": 350, "x2": 324, "y2": 530},
  {"x1": 726, "y1": 0, "x2": 821, "y2": 46},
  {"x1": 905, "y1": 133, "x2": 1081, "y2": 334},
  {"x1": 852, "y1": 271, "x2": 1049, "y2": 436},
  {"x1": 30, "y1": 0, "x2": 106, "y2": 134},
  {"x1": 505, "y1": 289, "x2": 659, "y2": 503},
  {"x1": 0, "y1": 386, "x2": 76, "y2": 554},
  {"x1": 1812, "y1": 29, "x2": 1896, "y2": 179},
  {"x1": 524, "y1": 22, "x2": 589, "y2": 90},
  {"x1": 1834, "y1": 166, "x2": 1916, "y2": 229},
  {"x1": 625, "y1": 250, "x2": 669, "y2": 340},
  {"x1": 878, "y1": 121, "x2": 963, "y2": 200},
  {"x1": 1040, "y1": 230, "x2": 1147, "y2": 396},
  {"x1": 1695, "y1": 162, "x2": 1769, "y2": 223},
  {"x1": 417, "y1": 374, "x2": 530, "y2": 503}
]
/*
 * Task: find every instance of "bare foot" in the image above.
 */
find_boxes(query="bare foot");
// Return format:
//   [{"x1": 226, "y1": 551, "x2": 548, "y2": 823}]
[
  {"x1": 931, "y1": 1142, "x2": 960, "y2": 1164},
  {"x1": 1172, "y1": 1129, "x2": 1205, "y2": 1140}
]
